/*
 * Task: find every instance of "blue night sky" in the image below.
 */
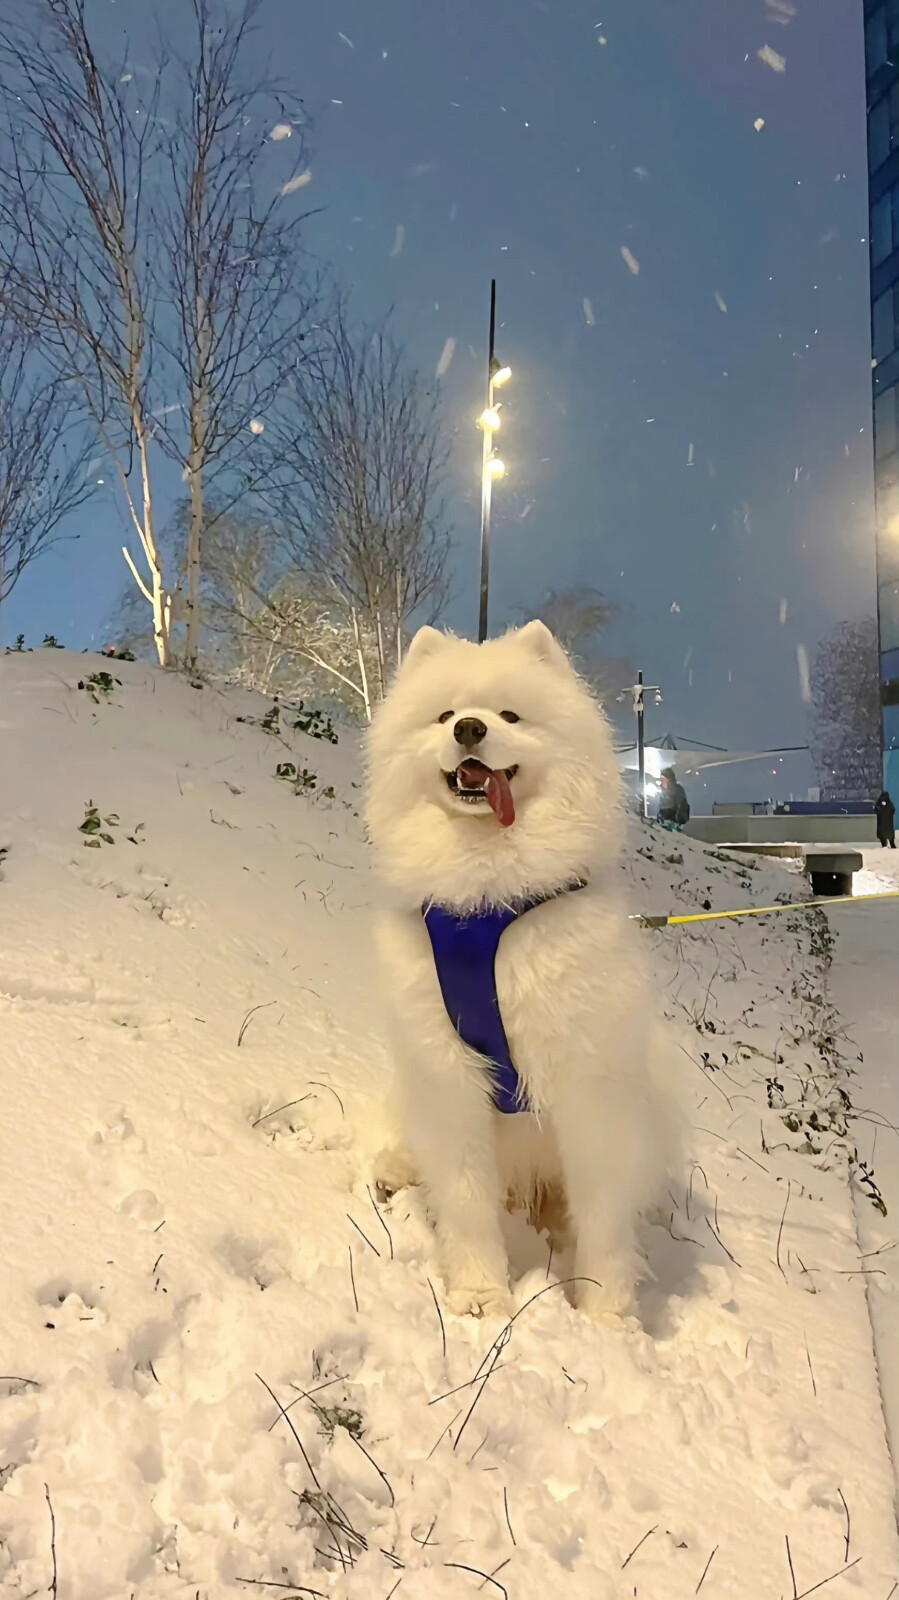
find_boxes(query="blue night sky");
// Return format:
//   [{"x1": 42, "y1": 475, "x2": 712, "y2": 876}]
[{"x1": 3, "y1": 0, "x2": 875, "y2": 776}]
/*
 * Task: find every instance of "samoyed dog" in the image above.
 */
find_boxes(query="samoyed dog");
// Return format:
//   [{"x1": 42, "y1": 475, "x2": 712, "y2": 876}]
[{"x1": 366, "y1": 620, "x2": 677, "y2": 1319}]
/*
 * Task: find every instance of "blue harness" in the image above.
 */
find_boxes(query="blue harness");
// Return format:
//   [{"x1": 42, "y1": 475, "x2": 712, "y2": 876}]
[{"x1": 423, "y1": 883, "x2": 585, "y2": 1114}]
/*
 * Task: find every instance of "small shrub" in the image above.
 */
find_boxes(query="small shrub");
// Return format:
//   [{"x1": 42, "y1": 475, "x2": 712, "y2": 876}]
[
  {"x1": 42, "y1": 634, "x2": 63, "y2": 649},
  {"x1": 275, "y1": 761, "x2": 317, "y2": 795},
  {"x1": 101, "y1": 646, "x2": 136, "y2": 662},
  {"x1": 5, "y1": 634, "x2": 29, "y2": 654},
  {"x1": 78, "y1": 671, "x2": 121, "y2": 703},
  {"x1": 79, "y1": 802, "x2": 120, "y2": 847}
]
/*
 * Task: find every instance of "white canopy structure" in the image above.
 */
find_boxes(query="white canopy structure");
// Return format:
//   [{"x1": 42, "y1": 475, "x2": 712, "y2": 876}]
[{"x1": 616, "y1": 740, "x2": 806, "y2": 783}]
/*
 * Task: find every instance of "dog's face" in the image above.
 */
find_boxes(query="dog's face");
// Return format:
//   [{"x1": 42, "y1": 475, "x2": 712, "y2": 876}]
[{"x1": 366, "y1": 621, "x2": 624, "y2": 908}]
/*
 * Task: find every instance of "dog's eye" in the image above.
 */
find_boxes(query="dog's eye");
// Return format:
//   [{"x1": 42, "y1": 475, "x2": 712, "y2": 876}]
[
  {"x1": 437, "y1": 710, "x2": 454, "y2": 724},
  {"x1": 500, "y1": 710, "x2": 520, "y2": 723}
]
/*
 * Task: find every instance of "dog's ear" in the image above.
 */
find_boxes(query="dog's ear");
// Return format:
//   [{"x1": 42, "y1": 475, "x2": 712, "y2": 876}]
[
  {"x1": 515, "y1": 619, "x2": 569, "y2": 669},
  {"x1": 402, "y1": 626, "x2": 451, "y2": 671}
]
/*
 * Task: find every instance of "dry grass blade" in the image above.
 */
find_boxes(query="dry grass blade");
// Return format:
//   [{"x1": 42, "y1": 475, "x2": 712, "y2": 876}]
[
  {"x1": 836, "y1": 1488, "x2": 850, "y2": 1561},
  {"x1": 256, "y1": 1374, "x2": 322, "y2": 1492},
  {"x1": 453, "y1": 1328, "x2": 510, "y2": 1452},
  {"x1": 794, "y1": 1557, "x2": 862, "y2": 1599},
  {"x1": 349, "y1": 1431, "x2": 395, "y2": 1508},
  {"x1": 502, "y1": 1485, "x2": 517, "y2": 1547},
  {"x1": 45, "y1": 1484, "x2": 57, "y2": 1599},
  {"x1": 238, "y1": 1000, "x2": 277, "y2": 1047},
  {"x1": 426, "y1": 1276, "x2": 446, "y2": 1359},
  {"x1": 786, "y1": 1534, "x2": 798, "y2": 1600},
  {"x1": 236, "y1": 1581, "x2": 327, "y2": 1597},
  {"x1": 348, "y1": 1244, "x2": 359, "y2": 1312},
  {"x1": 696, "y1": 1545, "x2": 718, "y2": 1593},
  {"x1": 347, "y1": 1215, "x2": 381, "y2": 1257},
  {"x1": 621, "y1": 1525, "x2": 657, "y2": 1570},
  {"x1": 803, "y1": 1329, "x2": 817, "y2": 1398},
  {"x1": 252, "y1": 1095, "x2": 313, "y2": 1127},
  {"x1": 367, "y1": 1184, "x2": 394, "y2": 1259},
  {"x1": 444, "y1": 1561, "x2": 508, "y2": 1597},
  {"x1": 776, "y1": 1181, "x2": 792, "y2": 1281}
]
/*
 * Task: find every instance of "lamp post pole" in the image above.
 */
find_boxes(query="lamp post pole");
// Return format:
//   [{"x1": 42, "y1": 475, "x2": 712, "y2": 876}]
[
  {"x1": 632, "y1": 671, "x2": 662, "y2": 818},
  {"x1": 477, "y1": 279, "x2": 497, "y2": 644}
]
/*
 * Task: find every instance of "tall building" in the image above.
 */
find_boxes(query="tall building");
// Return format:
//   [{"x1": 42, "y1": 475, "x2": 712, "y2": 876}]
[{"x1": 865, "y1": 0, "x2": 899, "y2": 792}]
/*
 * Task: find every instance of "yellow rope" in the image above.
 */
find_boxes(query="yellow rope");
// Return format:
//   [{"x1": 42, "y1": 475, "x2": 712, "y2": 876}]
[{"x1": 634, "y1": 889, "x2": 899, "y2": 930}]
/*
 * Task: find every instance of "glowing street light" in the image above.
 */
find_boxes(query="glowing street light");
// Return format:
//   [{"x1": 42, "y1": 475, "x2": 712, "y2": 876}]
[{"x1": 477, "y1": 279, "x2": 512, "y2": 643}]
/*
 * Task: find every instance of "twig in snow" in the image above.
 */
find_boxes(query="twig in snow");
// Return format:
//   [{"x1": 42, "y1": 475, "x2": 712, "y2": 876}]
[
  {"x1": 837, "y1": 1488, "x2": 850, "y2": 1562},
  {"x1": 776, "y1": 1181, "x2": 792, "y2": 1281},
  {"x1": 453, "y1": 1328, "x2": 511, "y2": 1452},
  {"x1": 503, "y1": 1485, "x2": 517, "y2": 1546},
  {"x1": 367, "y1": 1185, "x2": 394, "y2": 1259},
  {"x1": 410, "y1": 1517, "x2": 438, "y2": 1547},
  {"x1": 384, "y1": 1580, "x2": 403, "y2": 1600},
  {"x1": 705, "y1": 1215, "x2": 742, "y2": 1267},
  {"x1": 348, "y1": 1245, "x2": 359, "y2": 1312},
  {"x1": 429, "y1": 1366, "x2": 510, "y2": 1406},
  {"x1": 308, "y1": 1080, "x2": 345, "y2": 1115},
  {"x1": 0, "y1": 1376, "x2": 40, "y2": 1387},
  {"x1": 348, "y1": 1216, "x2": 381, "y2": 1257},
  {"x1": 545, "y1": 1237, "x2": 554, "y2": 1280},
  {"x1": 469, "y1": 1277, "x2": 604, "y2": 1385},
  {"x1": 621, "y1": 1525, "x2": 657, "y2": 1570},
  {"x1": 794, "y1": 1558, "x2": 862, "y2": 1599},
  {"x1": 252, "y1": 1096, "x2": 313, "y2": 1127},
  {"x1": 238, "y1": 1001, "x2": 277, "y2": 1047},
  {"x1": 236, "y1": 1582, "x2": 326, "y2": 1597},
  {"x1": 426, "y1": 1276, "x2": 446, "y2": 1359},
  {"x1": 696, "y1": 1545, "x2": 718, "y2": 1592},
  {"x1": 786, "y1": 1534, "x2": 798, "y2": 1599},
  {"x1": 427, "y1": 1406, "x2": 463, "y2": 1459},
  {"x1": 256, "y1": 1374, "x2": 322, "y2": 1492},
  {"x1": 803, "y1": 1331, "x2": 817, "y2": 1398},
  {"x1": 349, "y1": 1432, "x2": 395, "y2": 1508},
  {"x1": 45, "y1": 1485, "x2": 57, "y2": 1600},
  {"x1": 444, "y1": 1562, "x2": 507, "y2": 1597}
]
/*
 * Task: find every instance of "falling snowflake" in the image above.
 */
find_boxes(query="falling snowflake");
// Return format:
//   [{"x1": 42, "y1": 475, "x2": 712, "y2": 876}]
[
  {"x1": 687, "y1": 442, "x2": 694, "y2": 466},
  {"x1": 765, "y1": 0, "x2": 796, "y2": 24},
  {"x1": 281, "y1": 171, "x2": 312, "y2": 195},
  {"x1": 758, "y1": 44, "x2": 786, "y2": 73},
  {"x1": 670, "y1": 601, "x2": 681, "y2": 614},
  {"x1": 633, "y1": 166, "x2": 649, "y2": 181},
  {"x1": 270, "y1": 123, "x2": 292, "y2": 141},
  {"x1": 582, "y1": 297, "x2": 596, "y2": 325},
  {"x1": 779, "y1": 599, "x2": 788, "y2": 625},
  {"x1": 338, "y1": 31, "x2": 354, "y2": 48},
  {"x1": 249, "y1": 418, "x2": 265, "y2": 435},
  {"x1": 435, "y1": 337, "x2": 456, "y2": 378},
  {"x1": 620, "y1": 246, "x2": 640, "y2": 276},
  {"x1": 390, "y1": 224, "x2": 405, "y2": 258},
  {"x1": 797, "y1": 644, "x2": 811, "y2": 703},
  {"x1": 120, "y1": 73, "x2": 132, "y2": 84},
  {"x1": 714, "y1": 291, "x2": 727, "y2": 313},
  {"x1": 754, "y1": 117, "x2": 766, "y2": 132}
]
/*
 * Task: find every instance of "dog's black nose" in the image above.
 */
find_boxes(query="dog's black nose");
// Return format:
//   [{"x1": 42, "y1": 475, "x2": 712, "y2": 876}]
[{"x1": 453, "y1": 716, "x2": 488, "y2": 748}]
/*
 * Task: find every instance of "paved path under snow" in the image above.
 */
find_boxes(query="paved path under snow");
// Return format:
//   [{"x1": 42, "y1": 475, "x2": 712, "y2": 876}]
[{"x1": 830, "y1": 849, "x2": 899, "y2": 1519}]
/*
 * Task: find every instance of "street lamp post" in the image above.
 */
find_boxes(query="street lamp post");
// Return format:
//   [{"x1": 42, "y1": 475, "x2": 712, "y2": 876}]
[
  {"x1": 476, "y1": 279, "x2": 511, "y2": 643},
  {"x1": 632, "y1": 671, "x2": 662, "y2": 818}
]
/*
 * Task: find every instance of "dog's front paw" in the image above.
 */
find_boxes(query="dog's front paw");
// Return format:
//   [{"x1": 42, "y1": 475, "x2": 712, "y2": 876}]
[
  {"x1": 445, "y1": 1282, "x2": 511, "y2": 1319},
  {"x1": 372, "y1": 1146, "x2": 418, "y2": 1201},
  {"x1": 577, "y1": 1271, "x2": 637, "y2": 1324}
]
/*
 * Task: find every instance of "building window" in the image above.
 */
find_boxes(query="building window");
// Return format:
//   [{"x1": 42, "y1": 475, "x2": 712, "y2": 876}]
[
  {"x1": 871, "y1": 185, "x2": 899, "y2": 264},
  {"x1": 868, "y1": 81, "x2": 899, "y2": 170},
  {"x1": 875, "y1": 385, "x2": 899, "y2": 459},
  {"x1": 873, "y1": 285, "x2": 899, "y2": 362},
  {"x1": 883, "y1": 701, "x2": 899, "y2": 749},
  {"x1": 868, "y1": 8, "x2": 888, "y2": 73},
  {"x1": 881, "y1": 580, "x2": 899, "y2": 651}
]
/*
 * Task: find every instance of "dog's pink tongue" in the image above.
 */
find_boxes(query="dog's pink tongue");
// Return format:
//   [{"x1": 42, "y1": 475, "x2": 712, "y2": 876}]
[{"x1": 457, "y1": 759, "x2": 516, "y2": 827}]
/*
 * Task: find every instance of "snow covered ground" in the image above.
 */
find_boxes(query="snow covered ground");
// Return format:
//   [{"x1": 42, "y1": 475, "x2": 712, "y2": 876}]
[
  {"x1": 830, "y1": 848, "x2": 899, "y2": 1526},
  {"x1": 1, "y1": 650, "x2": 897, "y2": 1600}
]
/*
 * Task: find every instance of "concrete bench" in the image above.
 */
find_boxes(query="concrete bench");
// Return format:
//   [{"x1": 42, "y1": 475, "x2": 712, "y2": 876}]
[{"x1": 803, "y1": 849, "x2": 863, "y2": 898}]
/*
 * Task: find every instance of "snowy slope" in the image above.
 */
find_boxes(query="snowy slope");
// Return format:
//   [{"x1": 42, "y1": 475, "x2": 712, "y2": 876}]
[{"x1": 0, "y1": 650, "x2": 896, "y2": 1600}]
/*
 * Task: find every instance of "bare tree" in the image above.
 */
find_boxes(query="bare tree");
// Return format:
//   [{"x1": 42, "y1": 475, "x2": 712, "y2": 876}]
[
  {"x1": 154, "y1": 0, "x2": 318, "y2": 668},
  {"x1": 0, "y1": 303, "x2": 93, "y2": 616},
  {"x1": 520, "y1": 586, "x2": 633, "y2": 708},
  {"x1": 258, "y1": 305, "x2": 451, "y2": 714},
  {"x1": 0, "y1": 0, "x2": 173, "y2": 663},
  {"x1": 809, "y1": 616, "x2": 882, "y2": 800}
]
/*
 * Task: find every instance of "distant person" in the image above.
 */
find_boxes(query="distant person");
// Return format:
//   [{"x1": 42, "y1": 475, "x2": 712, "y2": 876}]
[
  {"x1": 658, "y1": 767, "x2": 690, "y2": 830},
  {"x1": 875, "y1": 789, "x2": 896, "y2": 849}
]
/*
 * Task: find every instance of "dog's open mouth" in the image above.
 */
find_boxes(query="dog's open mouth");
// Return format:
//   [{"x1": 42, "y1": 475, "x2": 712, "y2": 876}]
[{"x1": 444, "y1": 758, "x2": 519, "y2": 827}]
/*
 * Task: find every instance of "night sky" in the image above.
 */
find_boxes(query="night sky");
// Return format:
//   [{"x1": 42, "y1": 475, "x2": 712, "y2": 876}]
[{"x1": 3, "y1": 0, "x2": 875, "y2": 786}]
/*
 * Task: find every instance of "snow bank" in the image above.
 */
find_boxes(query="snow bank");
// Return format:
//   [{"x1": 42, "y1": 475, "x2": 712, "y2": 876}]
[{"x1": 0, "y1": 652, "x2": 896, "y2": 1599}]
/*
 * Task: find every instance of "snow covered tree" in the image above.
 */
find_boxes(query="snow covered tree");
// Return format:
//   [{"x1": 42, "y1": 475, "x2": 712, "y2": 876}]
[
  {"x1": 0, "y1": 0, "x2": 172, "y2": 662},
  {"x1": 519, "y1": 586, "x2": 634, "y2": 711},
  {"x1": 0, "y1": 302, "x2": 93, "y2": 620},
  {"x1": 257, "y1": 304, "x2": 451, "y2": 712},
  {"x1": 153, "y1": 0, "x2": 318, "y2": 669},
  {"x1": 809, "y1": 617, "x2": 882, "y2": 800}
]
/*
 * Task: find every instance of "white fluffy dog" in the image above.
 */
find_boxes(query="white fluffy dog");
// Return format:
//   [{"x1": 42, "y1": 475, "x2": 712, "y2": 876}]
[{"x1": 366, "y1": 620, "x2": 676, "y2": 1319}]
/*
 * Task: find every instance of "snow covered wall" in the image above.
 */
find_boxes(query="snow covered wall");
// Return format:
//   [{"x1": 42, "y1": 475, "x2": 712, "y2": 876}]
[{"x1": 0, "y1": 651, "x2": 896, "y2": 1599}]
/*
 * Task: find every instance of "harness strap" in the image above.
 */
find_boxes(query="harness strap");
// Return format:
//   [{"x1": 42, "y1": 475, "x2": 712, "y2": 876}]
[{"x1": 423, "y1": 882, "x2": 585, "y2": 1113}]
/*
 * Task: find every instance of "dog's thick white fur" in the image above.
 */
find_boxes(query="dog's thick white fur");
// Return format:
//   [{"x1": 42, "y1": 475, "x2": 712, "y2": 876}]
[{"x1": 366, "y1": 620, "x2": 677, "y2": 1319}]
